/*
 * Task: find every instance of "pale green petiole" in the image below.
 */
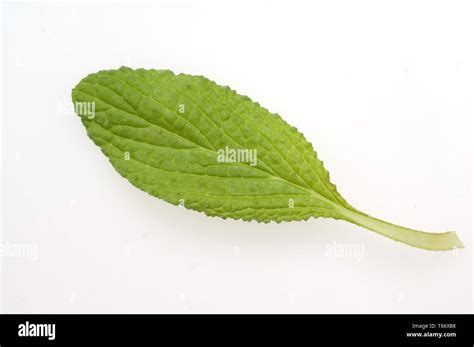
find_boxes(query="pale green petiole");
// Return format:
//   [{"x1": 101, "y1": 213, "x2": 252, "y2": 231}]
[{"x1": 340, "y1": 207, "x2": 464, "y2": 251}]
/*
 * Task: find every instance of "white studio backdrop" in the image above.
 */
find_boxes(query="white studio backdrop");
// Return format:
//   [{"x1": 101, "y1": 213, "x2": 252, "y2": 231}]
[{"x1": 1, "y1": 0, "x2": 472, "y2": 313}]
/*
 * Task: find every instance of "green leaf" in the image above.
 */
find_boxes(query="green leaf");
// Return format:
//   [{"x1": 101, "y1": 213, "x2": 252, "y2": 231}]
[{"x1": 72, "y1": 66, "x2": 463, "y2": 251}]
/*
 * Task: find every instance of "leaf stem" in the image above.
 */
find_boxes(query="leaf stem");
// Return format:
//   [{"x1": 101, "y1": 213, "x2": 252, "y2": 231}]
[{"x1": 339, "y1": 208, "x2": 464, "y2": 251}]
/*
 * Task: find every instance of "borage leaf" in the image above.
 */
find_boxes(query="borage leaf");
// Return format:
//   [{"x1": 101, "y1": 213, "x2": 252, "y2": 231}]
[{"x1": 72, "y1": 67, "x2": 463, "y2": 251}]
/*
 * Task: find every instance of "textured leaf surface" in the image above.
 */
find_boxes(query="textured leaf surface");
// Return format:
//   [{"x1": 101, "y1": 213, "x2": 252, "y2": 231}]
[{"x1": 72, "y1": 67, "x2": 463, "y2": 251}]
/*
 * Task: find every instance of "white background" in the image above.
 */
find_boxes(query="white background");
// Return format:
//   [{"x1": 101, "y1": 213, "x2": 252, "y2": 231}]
[{"x1": 1, "y1": 0, "x2": 472, "y2": 313}]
